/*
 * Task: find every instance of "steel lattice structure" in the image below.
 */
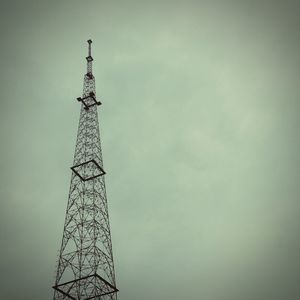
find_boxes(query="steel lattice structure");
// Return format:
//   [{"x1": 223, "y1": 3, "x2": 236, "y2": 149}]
[{"x1": 53, "y1": 40, "x2": 118, "y2": 300}]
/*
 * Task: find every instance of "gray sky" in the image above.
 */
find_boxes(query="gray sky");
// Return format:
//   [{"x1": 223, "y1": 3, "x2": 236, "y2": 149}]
[{"x1": 0, "y1": 1, "x2": 300, "y2": 299}]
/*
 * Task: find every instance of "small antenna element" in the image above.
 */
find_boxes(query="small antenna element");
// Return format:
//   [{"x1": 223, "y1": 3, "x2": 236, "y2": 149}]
[{"x1": 87, "y1": 39, "x2": 92, "y2": 56}]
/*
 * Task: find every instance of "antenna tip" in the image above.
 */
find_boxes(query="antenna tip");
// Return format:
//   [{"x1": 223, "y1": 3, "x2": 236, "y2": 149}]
[{"x1": 87, "y1": 39, "x2": 92, "y2": 44}]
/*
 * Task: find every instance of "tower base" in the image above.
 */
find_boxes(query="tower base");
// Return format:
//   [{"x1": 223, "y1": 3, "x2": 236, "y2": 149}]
[{"x1": 53, "y1": 273, "x2": 118, "y2": 299}]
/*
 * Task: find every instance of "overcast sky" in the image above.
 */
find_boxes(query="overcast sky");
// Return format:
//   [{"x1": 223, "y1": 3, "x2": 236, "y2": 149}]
[{"x1": 0, "y1": 1, "x2": 300, "y2": 299}]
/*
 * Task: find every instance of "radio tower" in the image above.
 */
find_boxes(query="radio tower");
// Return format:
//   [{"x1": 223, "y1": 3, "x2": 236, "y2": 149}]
[{"x1": 53, "y1": 40, "x2": 118, "y2": 300}]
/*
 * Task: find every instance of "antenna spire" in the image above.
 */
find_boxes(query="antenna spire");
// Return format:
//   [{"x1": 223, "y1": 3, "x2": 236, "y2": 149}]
[
  {"x1": 87, "y1": 39, "x2": 92, "y2": 56},
  {"x1": 86, "y1": 39, "x2": 94, "y2": 74}
]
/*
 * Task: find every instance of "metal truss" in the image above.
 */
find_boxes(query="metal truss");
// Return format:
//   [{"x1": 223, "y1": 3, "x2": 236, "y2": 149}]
[{"x1": 53, "y1": 40, "x2": 118, "y2": 300}]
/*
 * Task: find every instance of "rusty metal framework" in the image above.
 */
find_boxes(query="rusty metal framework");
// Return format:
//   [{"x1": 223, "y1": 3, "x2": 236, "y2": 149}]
[{"x1": 53, "y1": 40, "x2": 118, "y2": 300}]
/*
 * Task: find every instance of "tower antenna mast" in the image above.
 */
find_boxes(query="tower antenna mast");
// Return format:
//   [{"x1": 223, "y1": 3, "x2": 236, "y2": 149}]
[{"x1": 53, "y1": 40, "x2": 118, "y2": 300}]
